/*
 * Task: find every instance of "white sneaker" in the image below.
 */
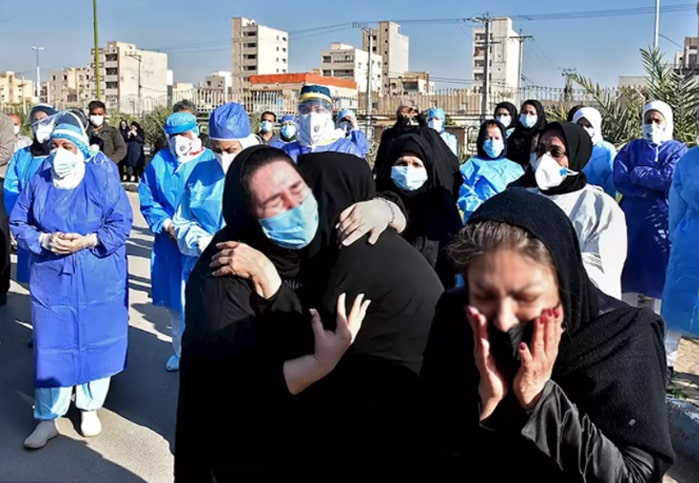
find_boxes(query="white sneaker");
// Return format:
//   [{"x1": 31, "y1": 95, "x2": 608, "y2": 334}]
[
  {"x1": 165, "y1": 354, "x2": 180, "y2": 372},
  {"x1": 80, "y1": 410, "x2": 102, "y2": 437},
  {"x1": 23, "y1": 420, "x2": 59, "y2": 449}
]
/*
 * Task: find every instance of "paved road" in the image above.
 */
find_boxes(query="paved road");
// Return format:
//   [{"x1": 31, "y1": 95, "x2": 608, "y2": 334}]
[{"x1": 0, "y1": 191, "x2": 698, "y2": 482}]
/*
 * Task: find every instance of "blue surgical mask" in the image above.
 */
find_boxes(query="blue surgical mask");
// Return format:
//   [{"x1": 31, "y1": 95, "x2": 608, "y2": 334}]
[
  {"x1": 483, "y1": 139, "x2": 504, "y2": 159},
  {"x1": 260, "y1": 120, "x2": 274, "y2": 133},
  {"x1": 391, "y1": 166, "x2": 429, "y2": 192},
  {"x1": 281, "y1": 124, "x2": 297, "y2": 140},
  {"x1": 520, "y1": 114, "x2": 538, "y2": 129},
  {"x1": 259, "y1": 192, "x2": 319, "y2": 249}
]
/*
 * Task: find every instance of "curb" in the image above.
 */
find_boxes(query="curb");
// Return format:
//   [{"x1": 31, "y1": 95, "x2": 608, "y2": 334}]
[{"x1": 667, "y1": 397, "x2": 699, "y2": 457}]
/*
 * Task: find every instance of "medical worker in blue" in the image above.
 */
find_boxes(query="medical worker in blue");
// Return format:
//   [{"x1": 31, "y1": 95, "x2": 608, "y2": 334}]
[
  {"x1": 427, "y1": 107, "x2": 458, "y2": 157},
  {"x1": 4, "y1": 104, "x2": 58, "y2": 284},
  {"x1": 139, "y1": 112, "x2": 213, "y2": 372},
  {"x1": 171, "y1": 103, "x2": 258, "y2": 372},
  {"x1": 281, "y1": 84, "x2": 362, "y2": 161},
  {"x1": 458, "y1": 120, "x2": 523, "y2": 220},
  {"x1": 270, "y1": 114, "x2": 298, "y2": 147},
  {"x1": 614, "y1": 100, "x2": 687, "y2": 313},
  {"x1": 572, "y1": 107, "x2": 617, "y2": 198},
  {"x1": 661, "y1": 115, "x2": 699, "y2": 374},
  {"x1": 11, "y1": 118, "x2": 133, "y2": 450},
  {"x1": 337, "y1": 109, "x2": 369, "y2": 157}
]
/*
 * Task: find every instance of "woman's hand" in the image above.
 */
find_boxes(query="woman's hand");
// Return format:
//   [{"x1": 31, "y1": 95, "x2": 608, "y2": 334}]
[
  {"x1": 513, "y1": 306, "x2": 563, "y2": 411},
  {"x1": 44, "y1": 233, "x2": 96, "y2": 255},
  {"x1": 210, "y1": 241, "x2": 281, "y2": 299},
  {"x1": 336, "y1": 199, "x2": 405, "y2": 247},
  {"x1": 467, "y1": 306, "x2": 509, "y2": 421},
  {"x1": 311, "y1": 293, "x2": 371, "y2": 373}
]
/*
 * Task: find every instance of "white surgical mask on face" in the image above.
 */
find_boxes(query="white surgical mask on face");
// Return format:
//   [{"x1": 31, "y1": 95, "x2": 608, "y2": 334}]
[
  {"x1": 533, "y1": 153, "x2": 577, "y2": 191},
  {"x1": 89, "y1": 115, "x2": 104, "y2": 127},
  {"x1": 215, "y1": 152, "x2": 237, "y2": 174},
  {"x1": 496, "y1": 115, "x2": 511, "y2": 127},
  {"x1": 169, "y1": 135, "x2": 202, "y2": 162},
  {"x1": 428, "y1": 119, "x2": 444, "y2": 132},
  {"x1": 298, "y1": 112, "x2": 333, "y2": 146},
  {"x1": 643, "y1": 123, "x2": 666, "y2": 145},
  {"x1": 33, "y1": 122, "x2": 54, "y2": 143},
  {"x1": 51, "y1": 148, "x2": 83, "y2": 178}
]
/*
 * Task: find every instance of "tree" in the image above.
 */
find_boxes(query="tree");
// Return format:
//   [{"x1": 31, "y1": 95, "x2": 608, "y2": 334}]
[{"x1": 141, "y1": 106, "x2": 172, "y2": 153}]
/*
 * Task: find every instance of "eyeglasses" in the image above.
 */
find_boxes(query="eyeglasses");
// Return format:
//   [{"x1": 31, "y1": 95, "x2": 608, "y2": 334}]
[{"x1": 536, "y1": 143, "x2": 567, "y2": 159}]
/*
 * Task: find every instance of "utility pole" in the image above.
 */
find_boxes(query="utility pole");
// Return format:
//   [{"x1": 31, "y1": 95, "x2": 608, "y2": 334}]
[
  {"x1": 93, "y1": 0, "x2": 101, "y2": 100},
  {"x1": 32, "y1": 46, "x2": 44, "y2": 100},
  {"x1": 654, "y1": 0, "x2": 660, "y2": 50},
  {"x1": 353, "y1": 21, "x2": 374, "y2": 136},
  {"x1": 126, "y1": 52, "x2": 143, "y2": 114},
  {"x1": 511, "y1": 30, "x2": 533, "y2": 93},
  {"x1": 561, "y1": 68, "x2": 577, "y2": 103}
]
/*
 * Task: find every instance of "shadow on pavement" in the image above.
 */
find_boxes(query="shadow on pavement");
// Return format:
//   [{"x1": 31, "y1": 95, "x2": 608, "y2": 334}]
[{"x1": 131, "y1": 301, "x2": 173, "y2": 342}]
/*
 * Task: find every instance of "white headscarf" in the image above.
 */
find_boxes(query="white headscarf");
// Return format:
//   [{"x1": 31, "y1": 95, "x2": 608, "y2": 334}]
[
  {"x1": 573, "y1": 107, "x2": 603, "y2": 145},
  {"x1": 643, "y1": 100, "x2": 674, "y2": 143}
]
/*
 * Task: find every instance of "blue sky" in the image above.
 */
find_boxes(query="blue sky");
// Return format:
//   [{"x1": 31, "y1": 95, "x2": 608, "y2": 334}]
[{"x1": 0, "y1": 0, "x2": 697, "y2": 89}]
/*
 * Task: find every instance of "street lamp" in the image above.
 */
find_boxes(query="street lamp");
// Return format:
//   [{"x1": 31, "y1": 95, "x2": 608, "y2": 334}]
[
  {"x1": 32, "y1": 46, "x2": 44, "y2": 100},
  {"x1": 654, "y1": 0, "x2": 660, "y2": 50}
]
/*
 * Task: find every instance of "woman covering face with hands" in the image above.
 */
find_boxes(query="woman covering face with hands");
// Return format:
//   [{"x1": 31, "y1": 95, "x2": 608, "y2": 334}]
[{"x1": 420, "y1": 188, "x2": 673, "y2": 481}]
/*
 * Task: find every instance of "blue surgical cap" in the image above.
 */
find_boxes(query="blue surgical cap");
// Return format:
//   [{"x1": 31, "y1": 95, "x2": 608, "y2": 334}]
[
  {"x1": 51, "y1": 122, "x2": 91, "y2": 158},
  {"x1": 337, "y1": 109, "x2": 355, "y2": 121},
  {"x1": 428, "y1": 107, "x2": 445, "y2": 120},
  {"x1": 281, "y1": 114, "x2": 296, "y2": 124},
  {"x1": 208, "y1": 102, "x2": 251, "y2": 141},
  {"x1": 165, "y1": 112, "x2": 199, "y2": 136}
]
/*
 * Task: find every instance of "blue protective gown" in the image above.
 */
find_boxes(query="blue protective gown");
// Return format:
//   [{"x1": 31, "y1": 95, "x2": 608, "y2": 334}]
[
  {"x1": 3, "y1": 147, "x2": 49, "y2": 283},
  {"x1": 661, "y1": 147, "x2": 699, "y2": 337},
  {"x1": 440, "y1": 131, "x2": 459, "y2": 157},
  {"x1": 281, "y1": 138, "x2": 362, "y2": 162},
  {"x1": 458, "y1": 156, "x2": 524, "y2": 220},
  {"x1": 614, "y1": 138, "x2": 687, "y2": 298},
  {"x1": 10, "y1": 162, "x2": 133, "y2": 387},
  {"x1": 172, "y1": 159, "x2": 227, "y2": 294},
  {"x1": 138, "y1": 148, "x2": 213, "y2": 312},
  {"x1": 347, "y1": 130, "x2": 370, "y2": 158},
  {"x1": 583, "y1": 140, "x2": 617, "y2": 198}
]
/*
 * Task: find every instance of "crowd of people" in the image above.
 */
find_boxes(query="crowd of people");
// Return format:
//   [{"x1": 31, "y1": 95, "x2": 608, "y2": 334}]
[{"x1": 0, "y1": 81, "x2": 696, "y2": 481}]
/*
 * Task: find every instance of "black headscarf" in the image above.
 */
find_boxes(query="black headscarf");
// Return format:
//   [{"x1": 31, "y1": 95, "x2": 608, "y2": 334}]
[
  {"x1": 476, "y1": 120, "x2": 508, "y2": 160},
  {"x1": 466, "y1": 188, "x2": 672, "y2": 468},
  {"x1": 28, "y1": 104, "x2": 57, "y2": 157},
  {"x1": 507, "y1": 99, "x2": 547, "y2": 168},
  {"x1": 510, "y1": 121, "x2": 591, "y2": 196},
  {"x1": 375, "y1": 126, "x2": 461, "y2": 198},
  {"x1": 494, "y1": 101, "x2": 518, "y2": 129},
  {"x1": 219, "y1": 145, "x2": 375, "y2": 279}
]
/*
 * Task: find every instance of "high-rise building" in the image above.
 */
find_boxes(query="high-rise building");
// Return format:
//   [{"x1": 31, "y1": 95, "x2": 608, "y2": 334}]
[
  {"x1": 47, "y1": 67, "x2": 94, "y2": 106},
  {"x1": 0, "y1": 71, "x2": 36, "y2": 108},
  {"x1": 232, "y1": 17, "x2": 289, "y2": 91},
  {"x1": 90, "y1": 41, "x2": 169, "y2": 114},
  {"x1": 472, "y1": 17, "x2": 521, "y2": 94},
  {"x1": 362, "y1": 21, "x2": 409, "y2": 93},
  {"x1": 320, "y1": 43, "x2": 382, "y2": 93}
]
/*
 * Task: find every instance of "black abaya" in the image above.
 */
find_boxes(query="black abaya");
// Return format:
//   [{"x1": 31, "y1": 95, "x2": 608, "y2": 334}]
[{"x1": 420, "y1": 188, "x2": 673, "y2": 481}]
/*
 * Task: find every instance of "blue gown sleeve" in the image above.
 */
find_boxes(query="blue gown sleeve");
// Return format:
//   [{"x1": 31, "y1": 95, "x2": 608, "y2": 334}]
[
  {"x1": 352, "y1": 131, "x2": 370, "y2": 157},
  {"x1": 603, "y1": 145, "x2": 618, "y2": 198},
  {"x1": 172, "y1": 184, "x2": 211, "y2": 257},
  {"x1": 668, "y1": 165, "x2": 687, "y2": 236},
  {"x1": 92, "y1": 174, "x2": 133, "y2": 258},
  {"x1": 9, "y1": 177, "x2": 46, "y2": 256},
  {"x1": 457, "y1": 162, "x2": 482, "y2": 220},
  {"x1": 629, "y1": 148, "x2": 683, "y2": 194},
  {"x1": 613, "y1": 144, "x2": 633, "y2": 196},
  {"x1": 139, "y1": 161, "x2": 171, "y2": 234},
  {"x1": 2, "y1": 149, "x2": 22, "y2": 215}
]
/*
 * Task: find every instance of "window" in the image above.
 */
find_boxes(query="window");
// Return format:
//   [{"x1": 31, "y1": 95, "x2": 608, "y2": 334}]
[
  {"x1": 276, "y1": 58, "x2": 279, "y2": 62},
  {"x1": 322, "y1": 56, "x2": 332, "y2": 63},
  {"x1": 63, "y1": 75, "x2": 68, "y2": 81},
  {"x1": 245, "y1": 65, "x2": 256, "y2": 71},
  {"x1": 246, "y1": 54, "x2": 257, "y2": 60},
  {"x1": 106, "y1": 82, "x2": 118, "y2": 89},
  {"x1": 322, "y1": 70, "x2": 332, "y2": 76},
  {"x1": 106, "y1": 68, "x2": 117, "y2": 75},
  {"x1": 244, "y1": 31, "x2": 256, "y2": 37},
  {"x1": 282, "y1": 58, "x2": 286, "y2": 63},
  {"x1": 52, "y1": 75, "x2": 57, "y2": 81},
  {"x1": 106, "y1": 54, "x2": 117, "y2": 62},
  {"x1": 282, "y1": 47, "x2": 287, "y2": 52},
  {"x1": 282, "y1": 36, "x2": 287, "y2": 41},
  {"x1": 276, "y1": 68, "x2": 279, "y2": 73},
  {"x1": 245, "y1": 42, "x2": 256, "y2": 48},
  {"x1": 281, "y1": 69, "x2": 287, "y2": 73},
  {"x1": 276, "y1": 46, "x2": 279, "y2": 51}
]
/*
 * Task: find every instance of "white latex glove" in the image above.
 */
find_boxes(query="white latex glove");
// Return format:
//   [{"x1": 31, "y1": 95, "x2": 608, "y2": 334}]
[
  {"x1": 337, "y1": 199, "x2": 404, "y2": 247},
  {"x1": 197, "y1": 235, "x2": 213, "y2": 254}
]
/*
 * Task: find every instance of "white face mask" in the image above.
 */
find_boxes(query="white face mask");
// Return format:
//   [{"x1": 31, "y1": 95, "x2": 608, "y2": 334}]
[
  {"x1": 642, "y1": 123, "x2": 666, "y2": 145},
  {"x1": 298, "y1": 112, "x2": 333, "y2": 146},
  {"x1": 428, "y1": 119, "x2": 444, "y2": 132},
  {"x1": 89, "y1": 115, "x2": 105, "y2": 127},
  {"x1": 51, "y1": 148, "x2": 84, "y2": 179},
  {"x1": 215, "y1": 152, "x2": 237, "y2": 174},
  {"x1": 33, "y1": 122, "x2": 54, "y2": 143},
  {"x1": 169, "y1": 135, "x2": 201, "y2": 161},
  {"x1": 533, "y1": 153, "x2": 577, "y2": 191},
  {"x1": 13, "y1": 125, "x2": 20, "y2": 136},
  {"x1": 496, "y1": 115, "x2": 511, "y2": 127}
]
